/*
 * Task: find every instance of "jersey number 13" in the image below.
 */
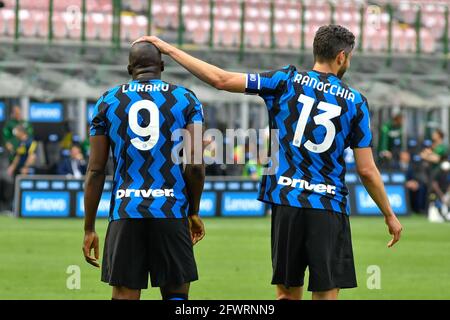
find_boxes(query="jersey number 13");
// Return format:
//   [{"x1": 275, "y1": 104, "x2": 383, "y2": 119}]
[{"x1": 293, "y1": 94, "x2": 341, "y2": 153}]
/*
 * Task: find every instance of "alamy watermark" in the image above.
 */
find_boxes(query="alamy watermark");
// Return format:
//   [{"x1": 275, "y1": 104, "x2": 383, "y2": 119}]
[
  {"x1": 366, "y1": 265, "x2": 381, "y2": 290},
  {"x1": 66, "y1": 265, "x2": 81, "y2": 290},
  {"x1": 170, "y1": 126, "x2": 280, "y2": 176}
]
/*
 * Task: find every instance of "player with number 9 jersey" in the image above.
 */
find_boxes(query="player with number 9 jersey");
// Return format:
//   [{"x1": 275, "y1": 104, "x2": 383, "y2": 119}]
[
  {"x1": 84, "y1": 43, "x2": 205, "y2": 298},
  {"x1": 90, "y1": 75, "x2": 204, "y2": 221}
]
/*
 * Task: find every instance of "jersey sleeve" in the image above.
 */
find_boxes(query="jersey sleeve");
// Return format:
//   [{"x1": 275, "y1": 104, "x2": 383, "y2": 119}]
[
  {"x1": 89, "y1": 93, "x2": 109, "y2": 136},
  {"x1": 350, "y1": 98, "x2": 373, "y2": 149},
  {"x1": 184, "y1": 90, "x2": 205, "y2": 125},
  {"x1": 245, "y1": 65, "x2": 295, "y2": 98}
]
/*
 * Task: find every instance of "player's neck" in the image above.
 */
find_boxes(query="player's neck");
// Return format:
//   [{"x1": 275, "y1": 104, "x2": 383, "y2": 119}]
[
  {"x1": 133, "y1": 73, "x2": 161, "y2": 81},
  {"x1": 312, "y1": 63, "x2": 338, "y2": 76}
]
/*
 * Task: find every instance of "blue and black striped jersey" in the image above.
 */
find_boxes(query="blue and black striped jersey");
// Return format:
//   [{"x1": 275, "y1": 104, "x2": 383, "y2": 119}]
[
  {"x1": 90, "y1": 79, "x2": 204, "y2": 221},
  {"x1": 246, "y1": 65, "x2": 372, "y2": 215}
]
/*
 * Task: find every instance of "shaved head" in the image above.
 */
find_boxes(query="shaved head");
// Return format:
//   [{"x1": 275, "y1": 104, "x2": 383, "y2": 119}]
[{"x1": 128, "y1": 42, "x2": 164, "y2": 79}]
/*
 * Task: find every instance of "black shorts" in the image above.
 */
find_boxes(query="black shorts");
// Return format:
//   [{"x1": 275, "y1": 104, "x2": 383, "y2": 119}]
[
  {"x1": 101, "y1": 218, "x2": 198, "y2": 290},
  {"x1": 271, "y1": 204, "x2": 357, "y2": 292}
]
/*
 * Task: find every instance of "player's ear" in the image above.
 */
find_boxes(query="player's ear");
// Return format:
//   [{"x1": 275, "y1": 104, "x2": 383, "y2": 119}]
[
  {"x1": 336, "y1": 50, "x2": 346, "y2": 66},
  {"x1": 127, "y1": 64, "x2": 132, "y2": 76},
  {"x1": 161, "y1": 60, "x2": 165, "y2": 72}
]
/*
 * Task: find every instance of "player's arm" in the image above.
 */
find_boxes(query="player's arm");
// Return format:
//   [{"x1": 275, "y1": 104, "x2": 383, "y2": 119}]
[
  {"x1": 431, "y1": 181, "x2": 445, "y2": 200},
  {"x1": 351, "y1": 98, "x2": 402, "y2": 247},
  {"x1": 134, "y1": 36, "x2": 246, "y2": 93},
  {"x1": 431, "y1": 170, "x2": 445, "y2": 200},
  {"x1": 354, "y1": 148, "x2": 403, "y2": 247},
  {"x1": 6, "y1": 153, "x2": 20, "y2": 176},
  {"x1": 421, "y1": 150, "x2": 441, "y2": 164},
  {"x1": 183, "y1": 123, "x2": 206, "y2": 245},
  {"x1": 83, "y1": 135, "x2": 109, "y2": 267}
]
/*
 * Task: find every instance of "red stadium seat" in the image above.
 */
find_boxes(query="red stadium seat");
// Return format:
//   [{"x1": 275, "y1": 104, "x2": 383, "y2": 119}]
[
  {"x1": 87, "y1": 12, "x2": 112, "y2": 40},
  {"x1": 186, "y1": 18, "x2": 207, "y2": 44},
  {"x1": 129, "y1": 0, "x2": 145, "y2": 12},
  {"x1": 100, "y1": 14, "x2": 113, "y2": 41},
  {"x1": 0, "y1": 8, "x2": 15, "y2": 36},
  {"x1": 35, "y1": 11, "x2": 49, "y2": 38},
  {"x1": 64, "y1": 10, "x2": 82, "y2": 40},
  {"x1": 421, "y1": 28, "x2": 436, "y2": 53},
  {"x1": 120, "y1": 15, "x2": 134, "y2": 41},
  {"x1": 135, "y1": 15, "x2": 148, "y2": 39},
  {"x1": 53, "y1": 12, "x2": 68, "y2": 39},
  {"x1": 20, "y1": 10, "x2": 35, "y2": 37}
]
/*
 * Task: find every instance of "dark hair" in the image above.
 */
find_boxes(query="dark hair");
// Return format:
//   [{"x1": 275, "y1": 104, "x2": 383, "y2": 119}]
[
  {"x1": 313, "y1": 25, "x2": 355, "y2": 62},
  {"x1": 434, "y1": 128, "x2": 445, "y2": 139}
]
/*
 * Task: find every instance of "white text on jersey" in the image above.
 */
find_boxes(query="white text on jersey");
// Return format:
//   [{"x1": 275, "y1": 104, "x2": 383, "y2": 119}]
[
  {"x1": 116, "y1": 188, "x2": 175, "y2": 199},
  {"x1": 278, "y1": 176, "x2": 336, "y2": 195},
  {"x1": 293, "y1": 74, "x2": 355, "y2": 102},
  {"x1": 122, "y1": 83, "x2": 170, "y2": 93}
]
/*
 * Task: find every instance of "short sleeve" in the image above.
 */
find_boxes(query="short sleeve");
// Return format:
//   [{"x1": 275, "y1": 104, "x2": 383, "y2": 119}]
[
  {"x1": 89, "y1": 94, "x2": 109, "y2": 136},
  {"x1": 245, "y1": 65, "x2": 295, "y2": 98},
  {"x1": 185, "y1": 90, "x2": 205, "y2": 125},
  {"x1": 350, "y1": 98, "x2": 373, "y2": 149}
]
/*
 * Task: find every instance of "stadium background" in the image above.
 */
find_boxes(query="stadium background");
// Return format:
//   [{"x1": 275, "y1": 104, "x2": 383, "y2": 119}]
[{"x1": 0, "y1": 0, "x2": 449, "y2": 299}]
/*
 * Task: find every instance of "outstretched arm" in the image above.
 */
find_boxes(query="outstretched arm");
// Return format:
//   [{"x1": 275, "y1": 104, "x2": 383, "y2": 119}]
[
  {"x1": 354, "y1": 147, "x2": 403, "y2": 248},
  {"x1": 134, "y1": 36, "x2": 246, "y2": 93}
]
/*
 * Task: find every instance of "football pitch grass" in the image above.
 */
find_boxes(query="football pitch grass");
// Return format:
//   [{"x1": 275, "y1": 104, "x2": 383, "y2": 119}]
[{"x1": 0, "y1": 214, "x2": 449, "y2": 300}]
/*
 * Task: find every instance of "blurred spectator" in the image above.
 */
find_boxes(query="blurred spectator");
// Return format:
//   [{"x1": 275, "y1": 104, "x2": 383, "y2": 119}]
[
  {"x1": 243, "y1": 157, "x2": 263, "y2": 179},
  {"x1": 203, "y1": 137, "x2": 225, "y2": 176},
  {"x1": 400, "y1": 151, "x2": 428, "y2": 214},
  {"x1": 420, "y1": 129, "x2": 448, "y2": 172},
  {"x1": 2, "y1": 106, "x2": 34, "y2": 162},
  {"x1": 344, "y1": 147, "x2": 356, "y2": 170},
  {"x1": 59, "y1": 121, "x2": 73, "y2": 150},
  {"x1": 6, "y1": 125, "x2": 37, "y2": 176},
  {"x1": 430, "y1": 159, "x2": 450, "y2": 219},
  {"x1": 377, "y1": 113, "x2": 403, "y2": 166},
  {"x1": 57, "y1": 145, "x2": 87, "y2": 178},
  {"x1": 81, "y1": 124, "x2": 91, "y2": 157},
  {"x1": 0, "y1": 146, "x2": 13, "y2": 212},
  {"x1": 242, "y1": 141, "x2": 264, "y2": 179}
]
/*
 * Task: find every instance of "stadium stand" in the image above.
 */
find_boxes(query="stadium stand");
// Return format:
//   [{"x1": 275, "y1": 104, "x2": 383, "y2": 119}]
[{"x1": 0, "y1": 0, "x2": 448, "y2": 53}]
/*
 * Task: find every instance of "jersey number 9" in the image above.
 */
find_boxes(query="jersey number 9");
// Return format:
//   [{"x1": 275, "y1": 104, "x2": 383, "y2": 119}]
[{"x1": 129, "y1": 100, "x2": 160, "y2": 151}]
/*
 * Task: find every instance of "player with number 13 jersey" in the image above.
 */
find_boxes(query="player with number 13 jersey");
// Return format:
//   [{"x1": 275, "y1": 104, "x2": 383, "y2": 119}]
[{"x1": 246, "y1": 65, "x2": 372, "y2": 214}]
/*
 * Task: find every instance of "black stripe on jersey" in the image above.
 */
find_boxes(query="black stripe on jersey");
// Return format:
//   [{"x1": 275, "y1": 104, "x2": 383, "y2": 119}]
[
  {"x1": 266, "y1": 95, "x2": 285, "y2": 203},
  {"x1": 349, "y1": 97, "x2": 370, "y2": 148},
  {"x1": 313, "y1": 74, "x2": 342, "y2": 211},
  {"x1": 157, "y1": 88, "x2": 181, "y2": 218},
  {"x1": 333, "y1": 79, "x2": 355, "y2": 202},
  {"x1": 113, "y1": 89, "x2": 135, "y2": 219},
  {"x1": 278, "y1": 83, "x2": 303, "y2": 203}
]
